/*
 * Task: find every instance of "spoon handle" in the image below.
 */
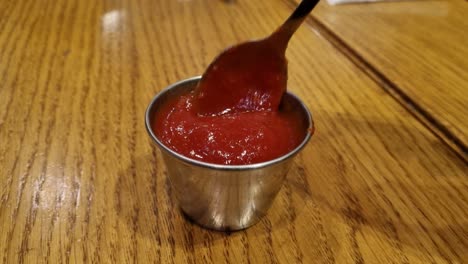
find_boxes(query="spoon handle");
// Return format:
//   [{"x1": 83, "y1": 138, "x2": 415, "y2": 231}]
[
  {"x1": 289, "y1": 0, "x2": 321, "y2": 21},
  {"x1": 270, "y1": 0, "x2": 320, "y2": 51}
]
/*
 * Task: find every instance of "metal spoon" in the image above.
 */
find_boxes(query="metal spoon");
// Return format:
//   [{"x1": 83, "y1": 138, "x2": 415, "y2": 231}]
[{"x1": 195, "y1": 0, "x2": 320, "y2": 116}]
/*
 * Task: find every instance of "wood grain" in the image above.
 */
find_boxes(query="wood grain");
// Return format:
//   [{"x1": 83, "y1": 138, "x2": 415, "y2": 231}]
[
  {"x1": 301, "y1": 0, "x2": 468, "y2": 159},
  {"x1": 0, "y1": 0, "x2": 467, "y2": 263}
]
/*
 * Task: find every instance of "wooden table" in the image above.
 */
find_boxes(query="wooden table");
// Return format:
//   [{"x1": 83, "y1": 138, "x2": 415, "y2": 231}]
[
  {"x1": 300, "y1": 0, "x2": 468, "y2": 160},
  {"x1": 1, "y1": 0, "x2": 466, "y2": 263}
]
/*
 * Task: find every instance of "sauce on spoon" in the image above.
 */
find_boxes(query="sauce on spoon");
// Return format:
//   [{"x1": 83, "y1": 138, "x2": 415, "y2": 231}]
[
  {"x1": 195, "y1": 39, "x2": 287, "y2": 116},
  {"x1": 195, "y1": 0, "x2": 319, "y2": 116}
]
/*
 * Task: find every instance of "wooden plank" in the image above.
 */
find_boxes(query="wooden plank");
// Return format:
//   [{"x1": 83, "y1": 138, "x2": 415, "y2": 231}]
[
  {"x1": 298, "y1": 0, "x2": 468, "y2": 158},
  {"x1": 0, "y1": 0, "x2": 466, "y2": 263}
]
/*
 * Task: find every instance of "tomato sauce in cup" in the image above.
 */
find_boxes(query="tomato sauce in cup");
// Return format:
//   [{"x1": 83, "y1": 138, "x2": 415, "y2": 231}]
[{"x1": 153, "y1": 89, "x2": 306, "y2": 165}]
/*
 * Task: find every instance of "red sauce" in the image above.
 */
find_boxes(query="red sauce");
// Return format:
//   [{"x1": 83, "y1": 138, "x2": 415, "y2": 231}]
[
  {"x1": 195, "y1": 41, "x2": 287, "y2": 116},
  {"x1": 153, "y1": 91, "x2": 305, "y2": 165},
  {"x1": 152, "y1": 38, "x2": 307, "y2": 165}
]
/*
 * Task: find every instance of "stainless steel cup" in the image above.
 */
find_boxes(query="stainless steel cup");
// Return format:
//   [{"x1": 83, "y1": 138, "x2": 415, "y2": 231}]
[{"x1": 145, "y1": 76, "x2": 313, "y2": 231}]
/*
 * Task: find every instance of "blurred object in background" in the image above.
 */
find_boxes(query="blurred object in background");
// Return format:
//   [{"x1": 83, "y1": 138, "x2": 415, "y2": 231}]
[{"x1": 328, "y1": 0, "x2": 398, "y2": 5}]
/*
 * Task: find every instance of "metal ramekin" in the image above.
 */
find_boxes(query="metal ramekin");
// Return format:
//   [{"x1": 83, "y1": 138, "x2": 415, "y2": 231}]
[{"x1": 145, "y1": 76, "x2": 313, "y2": 231}]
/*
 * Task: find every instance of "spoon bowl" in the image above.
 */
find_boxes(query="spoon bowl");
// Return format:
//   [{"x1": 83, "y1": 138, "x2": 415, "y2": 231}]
[{"x1": 195, "y1": 0, "x2": 320, "y2": 116}]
